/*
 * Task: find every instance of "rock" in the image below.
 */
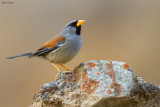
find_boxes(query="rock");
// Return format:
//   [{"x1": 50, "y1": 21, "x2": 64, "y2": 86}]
[{"x1": 30, "y1": 60, "x2": 160, "y2": 107}]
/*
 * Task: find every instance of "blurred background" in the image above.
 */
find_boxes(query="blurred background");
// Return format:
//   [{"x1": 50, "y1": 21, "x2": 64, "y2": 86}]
[{"x1": 0, "y1": 0, "x2": 160, "y2": 107}]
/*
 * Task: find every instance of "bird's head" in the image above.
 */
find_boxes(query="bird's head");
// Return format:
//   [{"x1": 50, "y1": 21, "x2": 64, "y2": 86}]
[{"x1": 61, "y1": 20, "x2": 85, "y2": 37}]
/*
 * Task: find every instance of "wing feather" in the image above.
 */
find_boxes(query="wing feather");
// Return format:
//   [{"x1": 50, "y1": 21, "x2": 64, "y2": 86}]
[{"x1": 29, "y1": 36, "x2": 66, "y2": 57}]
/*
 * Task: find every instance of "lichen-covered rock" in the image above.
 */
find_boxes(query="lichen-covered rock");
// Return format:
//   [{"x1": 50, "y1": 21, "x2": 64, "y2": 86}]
[{"x1": 30, "y1": 60, "x2": 160, "y2": 107}]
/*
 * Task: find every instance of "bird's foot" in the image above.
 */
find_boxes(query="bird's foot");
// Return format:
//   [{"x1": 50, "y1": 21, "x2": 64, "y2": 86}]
[
  {"x1": 61, "y1": 70, "x2": 72, "y2": 73},
  {"x1": 55, "y1": 72, "x2": 61, "y2": 80}
]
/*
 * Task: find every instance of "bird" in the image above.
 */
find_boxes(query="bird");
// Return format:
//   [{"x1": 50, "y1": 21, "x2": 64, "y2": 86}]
[{"x1": 6, "y1": 20, "x2": 86, "y2": 79}]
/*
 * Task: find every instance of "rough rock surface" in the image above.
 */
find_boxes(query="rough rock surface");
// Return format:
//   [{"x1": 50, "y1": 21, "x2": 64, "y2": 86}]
[{"x1": 30, "y1": 60, "x2": 160, "y2": 107}]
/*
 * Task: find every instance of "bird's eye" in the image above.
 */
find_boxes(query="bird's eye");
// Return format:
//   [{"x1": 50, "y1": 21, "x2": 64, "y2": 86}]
[{"x1": 69, "y1": 23, "x2": 75, "y2": 26}]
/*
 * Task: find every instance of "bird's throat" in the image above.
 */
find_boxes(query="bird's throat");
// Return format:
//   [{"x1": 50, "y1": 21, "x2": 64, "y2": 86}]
[{"x1": 76, "y1": 26, "x2": 81, "y2": 35}]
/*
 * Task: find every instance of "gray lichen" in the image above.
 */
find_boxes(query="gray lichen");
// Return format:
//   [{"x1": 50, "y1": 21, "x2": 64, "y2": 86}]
[{"x1": 30, "y1": 60, "x2": 160, "y2": 107}]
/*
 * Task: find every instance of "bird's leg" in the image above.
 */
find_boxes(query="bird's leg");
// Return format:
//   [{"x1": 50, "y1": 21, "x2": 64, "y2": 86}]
[
  {"x1": 51, "y1": 63, "x2": 61, "y2": 80},
  {"x1": 60, "y1": 64, "x2": 70, "y2": 71},
  {"x1": 60, "y1": 64, "x2": 72, "y2": 73},
  {"x1": 52, "y1": 63, "x2": 61, "y2": 71}
]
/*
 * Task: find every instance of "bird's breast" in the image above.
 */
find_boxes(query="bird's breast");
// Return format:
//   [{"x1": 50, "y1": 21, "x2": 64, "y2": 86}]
[{"x1": 45, "y1": 36, "x2": 82, "y2": 64}]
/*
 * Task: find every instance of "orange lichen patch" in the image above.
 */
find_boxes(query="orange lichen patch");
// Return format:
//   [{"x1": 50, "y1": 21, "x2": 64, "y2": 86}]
[
  {"x1": 64, "y1": 78, "x2": 69, "y2": 82},
  {"x1": 75, "y1": 70, "x2": 81, "y2": 82},
  {"x1": 37, "y1": 36, "x2": 65, "y2": 50},
  {"x1": 123, "y1": 63, "x2": 130, "y2": 69},
  {"x1": 82, "y1": 71, "x2": 87, "y2": 80},
  {"x1": 64, "y1": 74, "x2": 77, "y2": 85},
  {"x1": 110, "y1": 82, "x2": 122, "y2": 94},
  {"x1": 107, "y1": 89, "x2": 112, "y2": 94},
  {"x1": 81, "y1": 78, "x2": 100, "y2": 95},
  {"x1": 70, "y1": 75, "x2": 76, "y2": 83},
  {"x1": 106, "y1": 61, "x2": 122, "y2": 95},
  {"x1": 106, "y1": 62, "x2": 115, "y2": 80},
  {"x1": 106, "y1": 71, "x2": 115, "y2": 80},
  {"x1": 87, "y1": 62, "x2": 97, "y2": 68},
  {"x1": 64, "y1": 75, "x2": 72, "y2": 82},
  {"x1": 96, "y1": 72, "x2": 100, "y2": 75}
]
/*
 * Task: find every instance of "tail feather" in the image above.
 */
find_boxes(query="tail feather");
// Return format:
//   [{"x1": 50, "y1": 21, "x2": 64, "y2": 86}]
[{"x1": 6, "y1": 52, "x2": 33, "y2": 59}]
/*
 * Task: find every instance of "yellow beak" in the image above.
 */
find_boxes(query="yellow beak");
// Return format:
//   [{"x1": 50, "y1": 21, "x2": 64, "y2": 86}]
[{"x1": 76, "y1": 20, "x2": 86, "y2": 27}]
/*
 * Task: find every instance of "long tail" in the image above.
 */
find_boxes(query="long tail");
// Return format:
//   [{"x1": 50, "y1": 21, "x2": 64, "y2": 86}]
[{"x1": 6, "y1": 52, "x2": 33, "y2": 59}]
